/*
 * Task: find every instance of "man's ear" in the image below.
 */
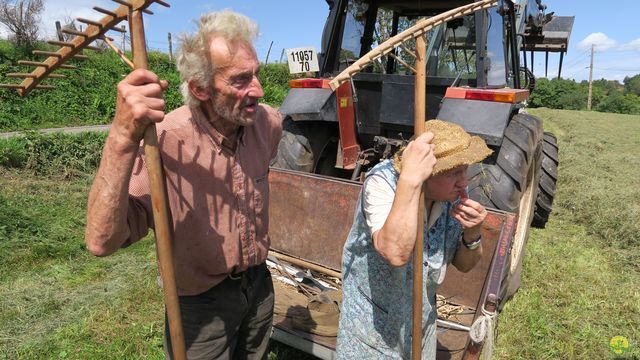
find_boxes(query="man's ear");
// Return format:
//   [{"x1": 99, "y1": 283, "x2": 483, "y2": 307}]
[{"x1": 188, "y1": 79, "x2": 211, "y2": 102}]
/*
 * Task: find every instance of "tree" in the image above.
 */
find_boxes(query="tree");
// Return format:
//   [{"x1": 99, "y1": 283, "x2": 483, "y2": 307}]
[
  {"x1": 623, "y1": 74, "x2": 640, "y2": 96},
  {"x1": 0, "y1": 0, "x2": 44, "y2": 50}
]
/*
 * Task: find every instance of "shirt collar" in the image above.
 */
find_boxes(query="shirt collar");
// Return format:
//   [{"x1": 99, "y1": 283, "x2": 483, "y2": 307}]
[
  {"x1": 191, "y1": 105, "x2": 245, "y2": 153},
  {"x1": 426, "y1": 201, "x2": 444, "y2": 229}
]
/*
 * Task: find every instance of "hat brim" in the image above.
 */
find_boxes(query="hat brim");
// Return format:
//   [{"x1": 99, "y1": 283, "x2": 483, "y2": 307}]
[{"x1": 431, "y1": 135, "x2": 493, "y2": 175}]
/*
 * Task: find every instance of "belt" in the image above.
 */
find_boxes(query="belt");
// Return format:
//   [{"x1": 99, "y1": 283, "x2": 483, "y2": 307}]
[
  {"x1": 228, "y1": 270, "x2": 245, "y2": 281},
  {"x1": 227, "y1": 263, "x2": 266, "y2": 281}
]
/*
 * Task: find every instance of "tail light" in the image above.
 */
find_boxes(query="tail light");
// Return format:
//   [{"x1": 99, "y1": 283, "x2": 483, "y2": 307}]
[
  {"x1": 289, "y1": 78, "x2": 331, "y2": 89},
  {"x1": 445, "y1": 87, "x2": 529, "y2": 103}
]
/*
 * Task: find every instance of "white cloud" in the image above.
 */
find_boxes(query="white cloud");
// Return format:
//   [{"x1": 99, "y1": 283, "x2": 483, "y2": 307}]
[
  {"x1": 620, "y1": 38, "x2": 640, "y2": 51},
  {"x1": 577, "y1": 32, "x2": 618, "y2": 51},
  {"x1": 578, "y1": 33, "x2": 640, "y2": 52},
  {"x1": 40, "y1": 0, "x2": 118, "y2": 38}
]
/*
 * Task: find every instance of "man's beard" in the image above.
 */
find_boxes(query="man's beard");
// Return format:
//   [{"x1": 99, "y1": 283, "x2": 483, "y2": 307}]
[{"x1": 211, "y1": 92, "x2": 256, "y2": 127}]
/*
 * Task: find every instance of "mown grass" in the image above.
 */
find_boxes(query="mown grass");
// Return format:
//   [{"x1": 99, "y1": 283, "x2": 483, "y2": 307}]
[
  {"x1": 494, "y1": 108, "x2": 640, "y2": 359},
  {"x1": 0, "y1": 108, "x2": 638, "y2": 359}
]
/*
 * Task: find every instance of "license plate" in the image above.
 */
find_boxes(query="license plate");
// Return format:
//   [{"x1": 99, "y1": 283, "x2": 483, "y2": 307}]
[{"x1": 286, "y1": 47, "x2": 320, "y2": 74}]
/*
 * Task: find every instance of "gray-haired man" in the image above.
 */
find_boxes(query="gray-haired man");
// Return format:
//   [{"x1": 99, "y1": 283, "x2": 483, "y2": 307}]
[{"x1": 85, "y1": 10, "x2": 282, "y2": 359}]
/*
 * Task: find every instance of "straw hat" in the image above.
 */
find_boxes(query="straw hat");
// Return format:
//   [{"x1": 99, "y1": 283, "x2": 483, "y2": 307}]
[{"x1": 392, "y1": 119, "x2": 493, "y2": 175}]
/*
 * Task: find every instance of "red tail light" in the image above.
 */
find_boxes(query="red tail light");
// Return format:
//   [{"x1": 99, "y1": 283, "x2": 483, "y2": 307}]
[
  {"x1": 445, "y1": 87, "x2": 529, "y2": 103},
  {"x1": 289, "y1": 78, "x2": 331, "y2": 89}
]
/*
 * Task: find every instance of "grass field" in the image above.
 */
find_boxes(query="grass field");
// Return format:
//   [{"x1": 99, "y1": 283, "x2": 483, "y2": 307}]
[{"x1": 0, "y1": 108, "x2": 638, "y2": 359}]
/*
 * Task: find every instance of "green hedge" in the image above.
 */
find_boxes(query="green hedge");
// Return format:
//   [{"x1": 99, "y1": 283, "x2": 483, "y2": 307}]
[{"x1": 0, "y1": 40, "x2": 292, "y2": 132}]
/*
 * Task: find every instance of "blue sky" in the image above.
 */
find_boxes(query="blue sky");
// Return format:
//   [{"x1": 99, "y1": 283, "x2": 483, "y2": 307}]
[{"x1": 4, "y1": 0, "x2": 639, "y2": 82}]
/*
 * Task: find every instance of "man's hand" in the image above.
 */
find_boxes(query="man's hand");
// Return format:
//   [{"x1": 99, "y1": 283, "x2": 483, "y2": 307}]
[
  {"x1": 450, "y1": 190, "x2": 487, "y2": 241},
  {"x1": 399, "y1": 132, "x2": 437, "y2": 187},
  {"x1": 112, "y1": 69, "x2": 169, "y2": 149}
]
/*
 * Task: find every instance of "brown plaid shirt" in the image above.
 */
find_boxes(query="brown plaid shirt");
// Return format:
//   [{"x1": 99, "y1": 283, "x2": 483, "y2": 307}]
[{"x1": 124, "y1": 104, "x2": 282, "y2": 295}]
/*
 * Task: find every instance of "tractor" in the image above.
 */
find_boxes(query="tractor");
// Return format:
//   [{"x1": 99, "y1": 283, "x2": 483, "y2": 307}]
[{"x1": 266, "y1": 0, "x2": 574, "y2": 358}]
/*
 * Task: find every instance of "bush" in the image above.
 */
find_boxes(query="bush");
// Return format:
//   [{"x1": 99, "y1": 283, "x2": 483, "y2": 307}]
[
  {"x1": 0, "y1": 40, "x2": 293, "y2": 131},
  {"x1": 259, "y1": 63, "x2": 293, "y2": 106}
]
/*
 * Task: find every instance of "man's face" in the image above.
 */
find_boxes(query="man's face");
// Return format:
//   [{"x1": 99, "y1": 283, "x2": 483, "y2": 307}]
[
  {"x1": 208, "y1": 37, "x2": 264, "y2": 126},
  {"x1": 425, "y1": 165, "x2": 469, "y2": 202}
]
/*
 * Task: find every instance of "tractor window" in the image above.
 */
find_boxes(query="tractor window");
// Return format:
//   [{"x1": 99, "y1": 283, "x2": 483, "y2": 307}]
[
  {"x1": 485, "y1": 7, "x2": 508, "y2": 87},
  {"x1": 365, "y1": 9, "x2": 477, "y2": 78},
  {"x1": 339, "y1": 1, "x2": 369, "y2": 66},
  {"x1": 425, "y1": 16, "x2": 477, "y2": 79}
]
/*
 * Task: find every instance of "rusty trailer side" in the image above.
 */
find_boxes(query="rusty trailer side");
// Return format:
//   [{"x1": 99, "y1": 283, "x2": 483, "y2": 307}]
[{"x1": 268, "y1": 168, "x2": 520, "y2": 359}]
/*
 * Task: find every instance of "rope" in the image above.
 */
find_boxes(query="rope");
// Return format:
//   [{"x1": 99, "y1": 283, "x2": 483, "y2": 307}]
[{"x1": 469, "y1": 305, "x2": 498, "y2": 360}]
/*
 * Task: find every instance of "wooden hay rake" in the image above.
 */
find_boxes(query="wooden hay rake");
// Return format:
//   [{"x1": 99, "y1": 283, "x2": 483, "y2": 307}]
[
  {"x1": 1, "y1": 1, "x2": 187, "y2": 359},
  {"x1": 326, "y1": 0, "x2": 497, "y2": 358}
]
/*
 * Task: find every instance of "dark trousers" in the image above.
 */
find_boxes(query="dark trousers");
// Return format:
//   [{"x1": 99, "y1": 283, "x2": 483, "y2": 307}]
[{"x1": 165, "y1": 263, "x2": 274, "y2": 360}]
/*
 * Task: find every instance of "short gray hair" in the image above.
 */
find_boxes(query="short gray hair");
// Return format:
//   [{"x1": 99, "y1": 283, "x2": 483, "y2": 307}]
[{"x1": 176, "y1": 10, "x2": 259, "y2": 107}]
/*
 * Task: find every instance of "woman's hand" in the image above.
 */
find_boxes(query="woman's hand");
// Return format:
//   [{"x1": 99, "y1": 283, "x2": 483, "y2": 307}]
[
  {"x1": 450, "y1": 190, "x2": 487, "y2": 240},
  {"x1": 399, "y1": 132, "x2": 437, "y2": 187}
]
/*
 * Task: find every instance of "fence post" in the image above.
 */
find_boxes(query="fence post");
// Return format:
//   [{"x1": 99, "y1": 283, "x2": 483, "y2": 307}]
[
  {"x1": 121, "y1": 25, "x2": 126, "y2": 52},
  {"x1": 168, "y1": 32, "x2": 173, "y2": 61},
  {"x1": 55, "y1": 21, "x2": 63, "y2": 41},
  {"x1": 279, "y1": 48, "x2": 285, "y2": 63},
  {"x1": 264, "y1": 40, "x2": 273, "y2": 64}
]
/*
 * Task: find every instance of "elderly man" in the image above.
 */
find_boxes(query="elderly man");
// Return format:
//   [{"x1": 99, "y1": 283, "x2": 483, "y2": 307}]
[{"x1": 85, "y1": 10, "x2": 282, "y2": 359}]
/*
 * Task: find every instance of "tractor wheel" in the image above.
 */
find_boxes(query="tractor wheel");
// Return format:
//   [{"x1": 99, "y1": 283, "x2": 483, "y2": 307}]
[
  {"x1": 467, "y1": 113, "x2": 543, "y2": 213},
  {"x1": 466, "y1": 113, "x2": 544, "y2": 304},
  {"x1": 271, "y1": 118, "x2": 345, "y2": 176},
  {"x1": 531, "y1": 132, "x2": 559, "y2": 228}
]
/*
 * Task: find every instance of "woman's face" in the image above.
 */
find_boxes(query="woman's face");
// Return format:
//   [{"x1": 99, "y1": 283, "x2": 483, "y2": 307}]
[{"x1": 425, "y1": 165, "x2": 469, "y2": 202}]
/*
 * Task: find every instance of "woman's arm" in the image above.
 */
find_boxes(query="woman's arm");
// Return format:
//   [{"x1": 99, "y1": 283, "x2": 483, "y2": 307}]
[{"x1": 371, "y1": 132, "x2": 436, "y2": 267}]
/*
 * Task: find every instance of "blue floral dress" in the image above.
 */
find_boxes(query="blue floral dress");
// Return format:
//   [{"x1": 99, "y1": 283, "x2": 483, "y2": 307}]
[{"x1": 336, "y1": 160, "x2": 462, "y2": 359}]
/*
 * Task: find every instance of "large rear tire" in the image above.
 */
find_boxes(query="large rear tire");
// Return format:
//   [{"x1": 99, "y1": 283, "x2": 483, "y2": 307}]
[
  {"x1": 272, "y1": 118, "x2": 346, "y2": 177},
  {"x1": 466, "y1": 114, "x2": 543, "y2": 305},
  {"x1": 467, "y1": 113, "x2": 543, "y2": 213},
  {"x1": 531, "y1": 132, "x2": 559, "y2": 228}
]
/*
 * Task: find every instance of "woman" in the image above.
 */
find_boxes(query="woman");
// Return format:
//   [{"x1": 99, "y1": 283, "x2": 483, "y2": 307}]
[{"x1": 337, "y1": 120, "x2": 493, "y2": 359}]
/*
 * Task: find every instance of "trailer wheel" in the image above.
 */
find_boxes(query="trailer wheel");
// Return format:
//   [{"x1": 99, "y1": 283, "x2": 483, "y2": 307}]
[
  {"x1": 531, "y1": 132, "x2": 558, "y2": 228},
  {"x1": 271, "y1": 118, "x2": 342, "y2": 175}
]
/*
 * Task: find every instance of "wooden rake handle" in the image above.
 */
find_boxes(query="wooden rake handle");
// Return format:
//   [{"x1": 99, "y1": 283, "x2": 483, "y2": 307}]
[
  {"x1": 129, "y1": 9, "x2": 187, "y2": 360},
  {"x1": 411, "y1": 35, "x2": 427, "y2": 360}
]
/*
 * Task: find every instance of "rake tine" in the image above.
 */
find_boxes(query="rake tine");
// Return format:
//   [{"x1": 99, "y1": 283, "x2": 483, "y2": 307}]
[
  {"x1": 388, "y1": 53, "x2": 416, "y2": 74},
  {"x1": 62, "y1": 27, "x2": 88, "y2": 37},
  {"x1": 32, "y1": 50, "x2": 62, "y2": 58},
  {"x1": 399, "y1": 44, "x2": 417, "y2": 59},
  {"x1": 6, "y1": 73, "x2": 36, "y2": 78},
  {"x1": 153, "y1": 0, "x2": 170, "y2": 7},
  {"x1": 0, "y1": 84, "x2": 24, "y2": 89},
  {"x1": 111, "y1": 0, "x2": 132, "y2": 7},
  {"x1": 18, "y1": 60, "x2": 77, "y2": 70},
  {"x1": 47, "y1": 40, "x2": 76, "y2": 48},
  {"x1": 32, "y1": 50, "x2": 85, "y2": 60},
  {"x1": 109, "y1": 26, "x2": 126, "y2": 33},
  {"x1": 6, "y1": 73, "x2": 65, "y2": 79},
  {"x1": 93, "y1": 6, "x2": 117, "y2": 17},
  {"x1": 77, "y1": 17, "x2": 103, "y2": 28}
]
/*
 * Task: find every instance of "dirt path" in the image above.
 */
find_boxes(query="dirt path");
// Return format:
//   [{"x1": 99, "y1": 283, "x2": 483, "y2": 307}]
[{"x1": 0, "y1": 124, "x2": 110, "y2": 139}]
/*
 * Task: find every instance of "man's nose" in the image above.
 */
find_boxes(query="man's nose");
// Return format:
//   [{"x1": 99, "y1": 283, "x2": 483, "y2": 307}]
[{"x1": 248, "y1": 76, "x2": 264, "y2": 98}]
